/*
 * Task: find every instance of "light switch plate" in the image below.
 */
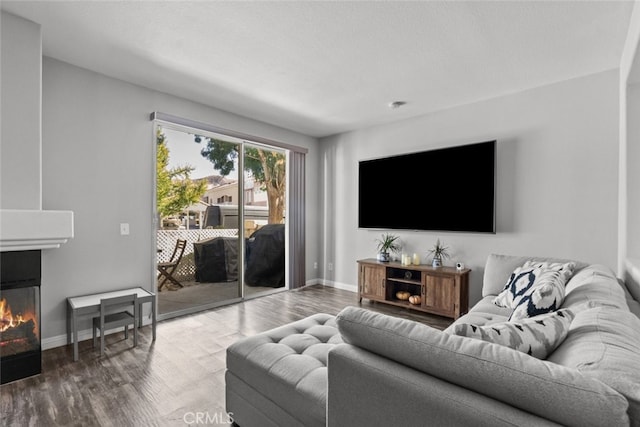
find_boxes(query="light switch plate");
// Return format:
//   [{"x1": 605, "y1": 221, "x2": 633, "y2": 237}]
[{"x1": 120, "y1": 223, "x2": 130, "y2": 235}]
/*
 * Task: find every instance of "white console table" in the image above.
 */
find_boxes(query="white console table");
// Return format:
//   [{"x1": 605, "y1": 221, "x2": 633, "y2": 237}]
[{"x1": 67, "y1": 287, "x2": 156, "y2": 361}]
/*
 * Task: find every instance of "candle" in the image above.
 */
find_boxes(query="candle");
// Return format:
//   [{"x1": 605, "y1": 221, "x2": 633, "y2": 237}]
[{"x1": 412, "y1": 253, "x2": 420, "y2": 265}]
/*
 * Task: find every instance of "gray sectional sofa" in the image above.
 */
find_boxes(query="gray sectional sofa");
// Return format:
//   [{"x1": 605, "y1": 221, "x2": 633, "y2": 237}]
[{"x1": 226, "y1": 253, "x2": 640, "y2": 426}]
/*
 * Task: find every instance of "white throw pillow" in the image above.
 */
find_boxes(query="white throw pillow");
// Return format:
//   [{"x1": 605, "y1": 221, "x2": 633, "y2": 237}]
[
  {"x1": 452, "y1": 308, "x2": 575, "y2": 359},
  {"x1": 493, "y1": 261, "x2": 576, "y2": 314}
]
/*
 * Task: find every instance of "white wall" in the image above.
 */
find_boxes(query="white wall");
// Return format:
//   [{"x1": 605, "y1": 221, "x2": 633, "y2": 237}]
[
  {"x1": 627, "y1": 83, "x2": 640, "y2": 263},
  {"x1": 619, "y1": 1, "x2": 640, "y2": 300},
  {"x1": 0, "y1": 12, "x2": 42, "y2": 209},
  {"x1": 320, "y1": 70, "x2": 619, "y2": 306},
  {"x1": 624, "y1": 81, "x2": 640, "y2": 300},
  {"x1": 40, "y1": 58, "x2": 319, "y2": 345}
]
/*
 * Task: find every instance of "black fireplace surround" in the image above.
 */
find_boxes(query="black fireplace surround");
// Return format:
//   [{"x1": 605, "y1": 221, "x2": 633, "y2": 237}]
[{"x1": 0, "y1": 250, "x2": 42, "y2": 384}]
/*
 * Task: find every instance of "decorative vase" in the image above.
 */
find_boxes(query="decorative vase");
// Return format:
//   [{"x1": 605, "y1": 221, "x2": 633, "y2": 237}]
[
  {"x1": 378, "y1": 252, "x2": 390, "y2": 262},
  {"x1": 432, "y1": 257, "x2": 442, "y2": 267}
]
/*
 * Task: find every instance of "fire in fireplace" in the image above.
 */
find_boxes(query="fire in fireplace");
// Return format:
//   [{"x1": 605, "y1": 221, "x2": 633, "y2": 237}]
[
  {"x1": 1, "y1": 288, "x2": 40, "y2": 356},
  {"x1": 0, "y1": 250, "x2": 42, "y2": 384}
]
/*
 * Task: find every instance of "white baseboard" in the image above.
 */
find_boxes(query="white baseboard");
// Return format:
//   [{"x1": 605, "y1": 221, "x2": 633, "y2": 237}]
[
  {"x1": 304, "y1": 278, "x2": 323, "y2": 287},
  {"x1": 42, "y1": 316, "x2": 154, "y2": 351},
  {"x1": 42, "y1": 334, "x2": 73, "y2": 351},
  {"x1": 308, "y1": 278, "x2": 357, "y2": 293}
]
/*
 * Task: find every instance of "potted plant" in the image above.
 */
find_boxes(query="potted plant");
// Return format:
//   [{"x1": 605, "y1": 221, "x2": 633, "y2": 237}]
[
  {"x1": 375, "y1": 233, "x2": 400, "y2": 262},
  {"x1": 428, "y1": 239, "x2": 450, "y2": 267}
]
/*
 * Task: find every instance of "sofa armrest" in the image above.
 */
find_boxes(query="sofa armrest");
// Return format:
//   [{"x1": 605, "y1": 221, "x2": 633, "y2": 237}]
[
  {"x1": 327, "y1": 344, "x2": 561, "y2": 427},
  {"x1": 335, "y1": 306, "x2": 629, "y2": 427}
]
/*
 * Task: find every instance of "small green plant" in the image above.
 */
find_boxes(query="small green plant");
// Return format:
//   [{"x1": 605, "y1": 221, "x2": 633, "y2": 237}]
[
  {"x1": 376, "y1": 233, "x2": 401, "y2": 253},
  {"x1": 375, "y1": 233, "x2": 400, "y2": 262},
  {"x1": 428, "y1": 239, "x2": 450, "y2": 267}
]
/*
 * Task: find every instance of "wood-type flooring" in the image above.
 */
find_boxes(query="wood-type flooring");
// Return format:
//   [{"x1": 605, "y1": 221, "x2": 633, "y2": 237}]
[{"x1": 0, "y1": 285, "x2": 452, "y2": 427}]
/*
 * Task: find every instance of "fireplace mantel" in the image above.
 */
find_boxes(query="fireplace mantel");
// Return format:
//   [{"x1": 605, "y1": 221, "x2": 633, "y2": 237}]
[{"x1": 0, "y1": 209, "x2": 74, "y2": 251}]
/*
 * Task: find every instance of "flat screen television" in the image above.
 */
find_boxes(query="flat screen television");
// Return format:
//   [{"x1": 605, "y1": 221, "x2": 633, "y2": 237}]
[{"x1": 358, "y1": 140, "x2": 496, "y2": 233}]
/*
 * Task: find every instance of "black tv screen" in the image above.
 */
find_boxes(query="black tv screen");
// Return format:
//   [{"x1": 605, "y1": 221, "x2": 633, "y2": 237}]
[{"x1": 358, "y1": 140, "x2": 496, "y2": 233}]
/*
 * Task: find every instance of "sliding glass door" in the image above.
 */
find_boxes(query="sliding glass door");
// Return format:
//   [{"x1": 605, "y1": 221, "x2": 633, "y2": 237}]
[
  {"x1": 154, "y1": 122, "x2": 287, "y2": 319},
  {"x1": 243, "y1": 142, "x2": 287, "y2": 298}
]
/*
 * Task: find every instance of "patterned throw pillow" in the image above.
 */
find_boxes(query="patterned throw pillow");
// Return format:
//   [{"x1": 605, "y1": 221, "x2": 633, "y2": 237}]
[
  {"x1": 452, "y1": 309, "x2": 575, "y2": 359},
  {"x1": 492, "y1": 261, "x2": 576, "y2": 317},
  {"x1": 509, "y1": 281, "x2": 562, "y2": 321},
  {"x1": 492, "y1": 262, "x2": 538, "y2": 308}
]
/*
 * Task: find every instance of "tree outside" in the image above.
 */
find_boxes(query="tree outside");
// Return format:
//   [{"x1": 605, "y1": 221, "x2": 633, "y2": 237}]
[
  {"x1": 196, "y1": 136, "x2": 286, "y2": 224},
  {"x1": 156, "y1": 128, "x2": 207, "y2": 222}
]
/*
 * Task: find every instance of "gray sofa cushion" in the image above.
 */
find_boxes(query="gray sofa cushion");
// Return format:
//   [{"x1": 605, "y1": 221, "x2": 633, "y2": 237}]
[
  {"x1": 445, "y1": 296, "x2": 511, "y2": 333},
  {"x1": 562, "y1": 264, "x2": 629, "y2": 311},
  {"x1": 226, "y1": 313, "x2": 343, "y2": 427},
  {"x1": 547, "y1": 306, "x2": 640, "y2": 423},
  {"x1": 336, "y1": 306, "x2": 629, "y2": 427},
  {"x1": 328, "y1": 344, "x2": 562, "y2": 427},
  {"x1": 483, "y1": 253, "x2": 588, "y2": 297},
  {"x1": 625, "y1": 286, "x2": 640, "y2": 317}
]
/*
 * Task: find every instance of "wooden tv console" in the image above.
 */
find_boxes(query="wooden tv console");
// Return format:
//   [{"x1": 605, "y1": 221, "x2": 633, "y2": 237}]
[{"x1": 357, "y1": 258, "x2": 471, "y2": 320}]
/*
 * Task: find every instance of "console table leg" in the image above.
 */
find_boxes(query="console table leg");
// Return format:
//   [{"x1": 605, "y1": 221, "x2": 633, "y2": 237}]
[{"x1": 72, "y1": 310, "x2": 78, "y2": 361}]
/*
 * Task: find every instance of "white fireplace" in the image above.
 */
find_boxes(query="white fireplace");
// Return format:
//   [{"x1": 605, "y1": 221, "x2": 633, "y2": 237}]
[
  {"x1": 0, "y1": 209, "x2": 73, "y2": 383},
  {"x1": 0, "y1": 210, "x2": 74, "y2": 252}
]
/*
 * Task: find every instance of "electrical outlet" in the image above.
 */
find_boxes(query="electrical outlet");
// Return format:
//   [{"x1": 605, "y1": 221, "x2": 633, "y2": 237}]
[
  {"x1": 313, "y1": 262, "x2": 318, "y2": 269},
  {"x1": 120, "y1": 223, "x2": 130, "y2": 235},
  {"x1": 328, "y1": 262, "x2": 333, "y2": 271}
]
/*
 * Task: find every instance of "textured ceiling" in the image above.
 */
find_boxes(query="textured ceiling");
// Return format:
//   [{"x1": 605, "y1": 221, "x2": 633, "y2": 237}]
[{"x1": 1, "y1": 1, "x2": 634, "y2": 138}]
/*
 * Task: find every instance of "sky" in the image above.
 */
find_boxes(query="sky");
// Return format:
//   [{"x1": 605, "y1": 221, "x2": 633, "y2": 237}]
[{"x1": 161, "y1": 126, "x2": 238, "y2": 180}]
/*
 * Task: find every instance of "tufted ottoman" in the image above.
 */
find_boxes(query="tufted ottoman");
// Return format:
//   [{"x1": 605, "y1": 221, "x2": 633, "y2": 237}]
[{"x1": 225, "y1": 313, "x2": 343, "y2": 427}]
